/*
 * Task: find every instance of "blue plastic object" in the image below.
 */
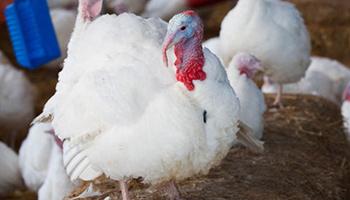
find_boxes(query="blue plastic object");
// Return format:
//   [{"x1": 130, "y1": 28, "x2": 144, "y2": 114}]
[{"x1": 5, "y1": 0, "x2": 61, "y2": 69}]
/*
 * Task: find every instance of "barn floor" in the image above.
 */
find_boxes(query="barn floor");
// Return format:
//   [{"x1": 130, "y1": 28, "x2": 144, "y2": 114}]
[{"x1": 0, "y1": 0, "x2": 350, "y2": 200}]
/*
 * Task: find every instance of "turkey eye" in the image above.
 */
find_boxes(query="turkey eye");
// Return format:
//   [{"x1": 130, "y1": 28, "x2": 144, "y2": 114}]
[{"x1": 180, "y1": 26, "x2": 186, "y2": 31}]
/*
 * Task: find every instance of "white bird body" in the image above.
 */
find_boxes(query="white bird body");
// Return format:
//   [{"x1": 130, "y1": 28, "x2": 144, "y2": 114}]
[
  {"x1": 306, "y1": 57, "x2": 350, "y2": 103},
  {"x1": 0, "y1": 52, "x2": 35, "y2": 137},
  {"x1": 46, "y1": 9, "x2": 76, "y2": 69},
  {"x1": 227, "y1": 54, "x2": 266, "y2": 140},
  {"x1": 19, "y1": 123, "x2": 54, "y2": 191},
  {"x1": 202, "y1": 37, "x2": 222, "y2": 62},
  {"x1": 262, "y1": 57, "x2": 350, "y2": 104},
  {"x1": 19, "y1": 122, "x2": 73, "y2": 200},
  {"x1": 0, "y1": 142, "x2": 23, "y2": 195},
  {"x1": 41, "y1": 11, "x2": 239, "y2": 186},
  {"x1": 38, "y1": 141, "x2": 74, "y2": 200},
  {"x1": 219, "y1": 0, "x2": 311, "y2": 84},
  {"x1": 342, "y1": 101, "x2": 350, "y2": 141}
]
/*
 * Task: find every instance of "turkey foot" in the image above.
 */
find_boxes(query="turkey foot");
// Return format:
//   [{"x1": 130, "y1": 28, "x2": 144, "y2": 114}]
[{"x1": 271, "y1": 84, "x2": 284, "y2": 108}]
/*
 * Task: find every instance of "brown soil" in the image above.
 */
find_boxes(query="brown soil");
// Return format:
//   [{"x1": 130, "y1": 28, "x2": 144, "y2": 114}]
[{"x1": 62, "y1": 94, "x2": 350, "y2": 200}]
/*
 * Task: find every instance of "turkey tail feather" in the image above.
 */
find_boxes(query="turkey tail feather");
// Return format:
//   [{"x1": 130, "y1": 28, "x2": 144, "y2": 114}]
[{"x1": 237, "y1": 121, "x2": 264, "y2": 154}]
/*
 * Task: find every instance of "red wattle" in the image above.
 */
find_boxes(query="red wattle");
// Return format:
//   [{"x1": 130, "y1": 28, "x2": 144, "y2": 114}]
[{"x1": 174, "y1": 43, "x2": 206, "y2": 91}]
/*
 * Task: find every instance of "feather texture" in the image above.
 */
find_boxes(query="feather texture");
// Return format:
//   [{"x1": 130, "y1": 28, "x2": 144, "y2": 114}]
[
  {"x1": 0, "y1": 142, "x2": 23, "y2": 194},
  {"x1": 219, "y1": 0, "x2": 311, "y2": 84}
]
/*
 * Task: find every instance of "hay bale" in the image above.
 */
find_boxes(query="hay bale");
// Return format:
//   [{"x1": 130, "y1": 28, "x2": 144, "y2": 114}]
[{"x1": 68, "y1": 94, "x2": 350, "y2": 200}]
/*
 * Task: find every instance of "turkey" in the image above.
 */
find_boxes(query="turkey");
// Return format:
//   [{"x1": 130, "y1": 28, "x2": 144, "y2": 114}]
[
  {"x1": 0, "y1": 141, "x2": 23, "y2": 195},
  {"x1": 19, "y1": 122, "x2": 74, "y2": 200},
  {"x1": 306, "y1": 57, "x2": 350, "y2": 103},
  {"x1": 262, "y1": 57, "x2": 350, "y2": 105},
  {"x1": 0, "y1": 51, "x2": 35, "y2": 146},
  {"x1": 219, "y1": 0, "x2": 311, "y2": 106},
  {"x1": 342, "y1": 82, "x2": 350, "y2": 141},
  {"x1": 227, "y1": 53, "x2": 266, "y2": 140},
  {"x1": 46, "y1": 8, "x2": 77, "y2": 69},
  {"x1": 35, "y1": 1, "x2": 262, "y2": 199},
  {"x1": 19, "y1": 123, "x2": 54, "y2": 192},
  {"x1": 37, "y1": 134, "x2": 74, "y2": 200}
]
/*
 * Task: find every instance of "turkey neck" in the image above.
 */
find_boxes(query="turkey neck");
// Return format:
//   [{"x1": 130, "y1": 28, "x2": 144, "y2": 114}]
[{"x1": 174, "y1": 32, "x2": 206, "y2": 91}]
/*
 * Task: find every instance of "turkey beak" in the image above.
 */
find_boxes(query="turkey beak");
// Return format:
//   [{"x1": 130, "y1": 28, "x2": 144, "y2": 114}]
[{"x1": 162, "y1": 32, "x2": 177, "y2": 67}]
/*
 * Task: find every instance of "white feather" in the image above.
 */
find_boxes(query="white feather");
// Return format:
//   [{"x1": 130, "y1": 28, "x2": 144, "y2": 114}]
[
  {"x1": 0, "y1": 52, "x2": 35, "y2": 134},
  {"x1": 19, "y1": 122, "x2": 74, "y2": 200},
  {"x1": 43, "y1": 12, "x2": 240, "y2": 184},
  {"x1": 202, "y1": 37, "x2": 222, "y2": 61},
  {"x1": 19, "y1": 123, "x2": 54, "y2": 191},
  {"x1": 262, "y1": 57, "x2": 350, "y2": 105},
  {"x1": 0, "y1": 141, "x2": 23, "y2": 194},
  {"x1": 38, "y1": 142, "x2": 74, "y2": 200},
  {"x1": 227, "y1": 57, "x2": 266, "y2": 140},
  {"x1": 342, "y1": 101, "x2": 350, "y2": 141},
  {"x1": 219, "y1": 0, "x2": 311, "y2": 84}
]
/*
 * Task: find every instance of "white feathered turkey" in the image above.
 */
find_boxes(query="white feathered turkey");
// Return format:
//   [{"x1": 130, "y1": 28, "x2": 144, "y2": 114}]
[
  {"x1": 262, "y1": 57, "x2": 350, "y2": 105},
  {"x1": 0, "y1": 51, "x2": 35, "y2": 145},
  {"x1": 219, "y1": 0, "x2": 311, "y2": 106},
  {"x1": 45, "y1": 8, "x2": 76, "y2": 69},
  {"x1": 19, "y1": 122, "x2": 73, "y2": 200},
  {"x1": 0, "y1": 141, "x2": 23, "y2": 195},
  {"x1": 227, "y1": 53, "x2": 266, "y2": 140},
  {"x1": 35, "y1": 0, "x2": 262, "y2": 199},
  {"x1": 342, "y1": 82, "x2": 350, "y2": 141}
]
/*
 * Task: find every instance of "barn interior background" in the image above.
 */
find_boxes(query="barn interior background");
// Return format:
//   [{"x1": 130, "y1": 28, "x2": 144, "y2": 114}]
[{"x1": 0, "y1": 0, "x2": 349, "y2": 199}]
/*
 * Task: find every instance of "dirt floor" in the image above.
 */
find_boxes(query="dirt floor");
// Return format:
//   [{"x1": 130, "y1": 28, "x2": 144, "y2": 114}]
[{"x1": 1, "y1": 0, "x2": 350, "y2": 199}]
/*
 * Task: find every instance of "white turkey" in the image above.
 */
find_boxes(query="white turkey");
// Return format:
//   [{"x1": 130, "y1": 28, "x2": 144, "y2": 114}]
[
  {"x1": 0, "y1": 141, "x2": 23, "y2": 195},
  {"x1": 19, "y1": 122, "x2": 74, "y2": 200},
  {"x1": 0, "y1": 51, "x2": 35, "y2": 146},
  {"x1": 227, "y1": 53, "x2": 266, "y2": 140},
  {"x1": 306, "y1": 57, "x2": 350, "y2": 103},
  {"x1": 342, "y1": 82, "x2": 350, "y2": 141},
  {"x1": 37, "y1": 134, "x2": 74, "y2": 200},
  {"x1": 46, "y1": 8, "x2": 77, "y2": 69},
  {"x1": 35, "y1": 1, "x2": 262, "y2": 199},
  {"x1": 19, "y1": 123, "x2": 54, "y2": 192},
  {"x1": 219, "y1": 0, "x2": 311, "y2": 106},
  {"x1": 262, "y1": 57, "x2": 350, "y2": 105}
]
